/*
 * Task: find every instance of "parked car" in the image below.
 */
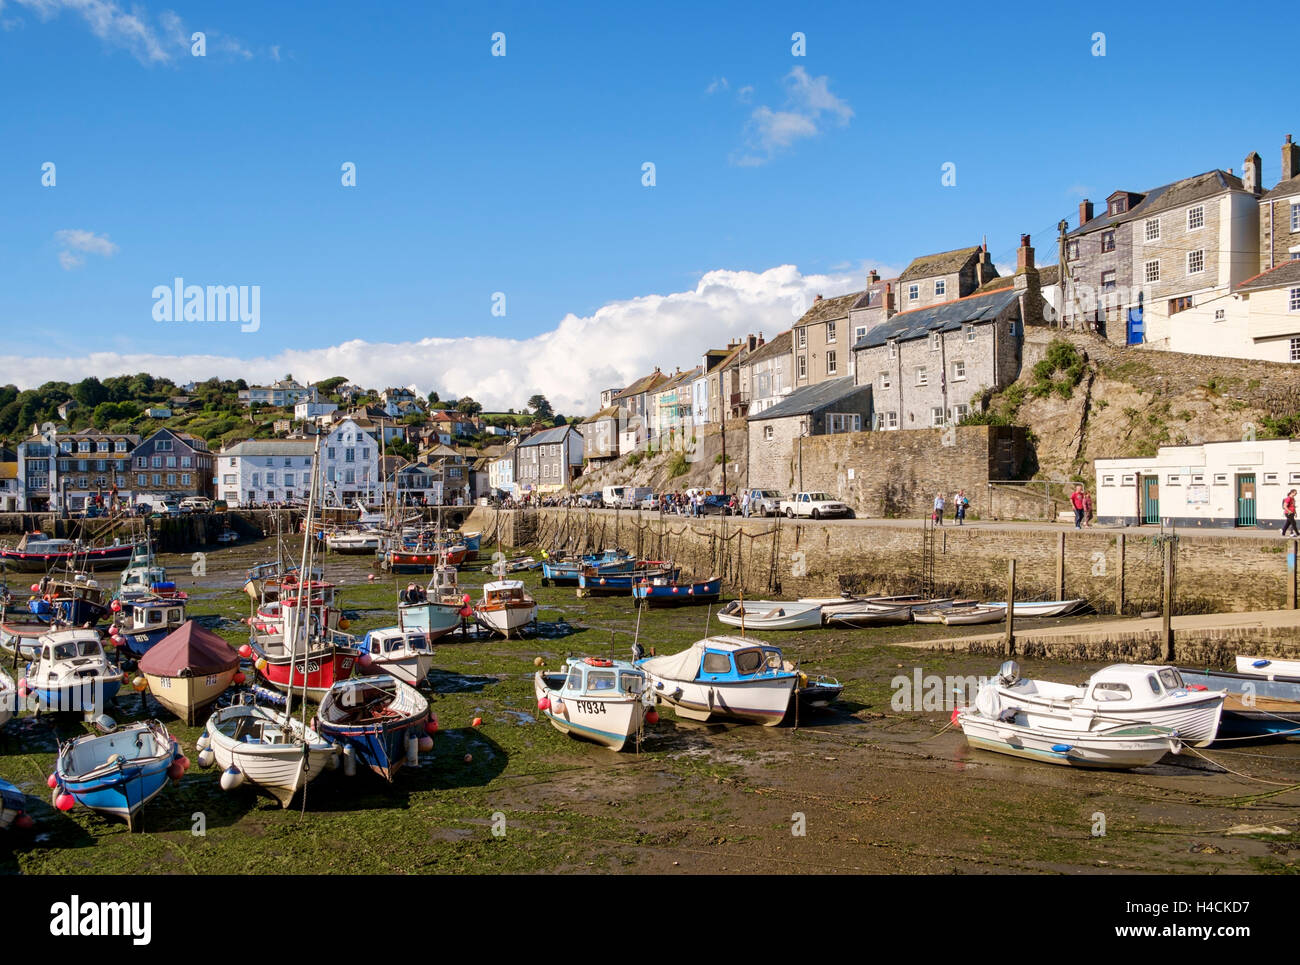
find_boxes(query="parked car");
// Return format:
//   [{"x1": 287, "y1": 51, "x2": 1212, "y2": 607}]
[
  {"x1": 743, "y1": 489, "x2": 784, "y2": 517},
  {"x1": 698, "y1": 494, "x2": 737, "y2": 516},
  {"x1": 780, "y1": 492, "x2": 853, "y2": 519},
  {"x1": 576, "y1": 492, "x2": 603, "y2": 508},
  {"x1": 179, "y1": 496, "x2": 213, "y2": 514},
  {"x1": 638, "y1": 494, "x2": 661, "y2": 511}
]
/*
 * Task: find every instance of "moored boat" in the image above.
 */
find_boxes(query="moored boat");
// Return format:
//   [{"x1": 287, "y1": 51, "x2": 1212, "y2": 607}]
[
  {"x1": 637, "y1": 635, "x2": 799, "y2": 726},
  {"x1": 937, "y1": 604, "x2": 1006, "y2": 626},
  {"x1": 0, "y1": 532, "x2": 147, "y2": 572},
  {"x1": 577, "y1": 563, "x2": 679, "y2": 597},
  {"x1": 250, "y1": 628, "x2": 360, "y2": 703},
  {"x1": 356, "y1": 627, "x2": 434, "y2": 686},
  {"x1": 632, "y1": 575, "x2": 722, "y2": 607},
  {"x1": 475, "y1": 580, "x2": 538, "y2": 638},
  {"x1": 823, "y1": 603, "x2": 913, "y2": 628},
  {"x1": 716, "y1": 599, "x2": 822, "y2": 631},
  {"x1": 1179, "y1": 666, "x2": 1300, "y2": 740},
  {"x1": 396, "y1": 564, "x2": 467, "y2": 643},
  {"x1": 203, "y1": 699, "x2": 338, "y2": 807},
  {"x1": 315, "y1": 675, "x2": 431, "y2": 781},
  {"x1": 541, "y1": 550, "x2": 634, "y2": 587},
  {"x1": 984, "y1": 599, "x2": 1089, "y2": 618},
  {"x1": 25, "y1": 628, "x2": 124, "y2": 714},
  {"x1": 535, "y1": 656, "x2": 648, "y2": 750},
  {"x1": 53, "y1": 719, "x2": 181, "y2": 831},
  {"x1": 138, "y1": 621, "x2": 240, "y2": 725},
  {"x1": 112, "y1": 596, "x2": 188, "y2": 656},
  {"x1": 24, "y1": 573, "x2": 110, "y2": 626},
  {"x1": 1236, "y1": 655, "x2": 1300, "y2": 678}
]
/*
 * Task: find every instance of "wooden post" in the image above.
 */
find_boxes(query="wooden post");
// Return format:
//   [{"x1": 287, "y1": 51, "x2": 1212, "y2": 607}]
[
  {"x1": 1056, "y1": 531, "x2": 1066, "y2": 601},
  {"x1": 1003, "y1": 559, "x2": 1016, "y2": 655},
  {"x1": 1115, "y1": 532, "x2": 1126, "y2": 615},
  {"x1": 1161, "y1": 538, "x2": 1174, "y2": 662}
]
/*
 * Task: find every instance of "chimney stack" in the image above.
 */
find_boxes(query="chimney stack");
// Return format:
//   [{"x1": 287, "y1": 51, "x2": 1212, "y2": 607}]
[
  {"x1": 1014, "y1": 233, "x2": 1042, "y2": 328},
  {"x1": 1243, "y1": 151, "x2": 1262, "y2": 194},
  {"x1": 1283, "y1": 134, "x2": 1299, "y2": 181},
  {"x1": 1078, "y1": 199, "x2": 1094, "y2": 227},
  {"x1": 867, "y1": 269, "x2": 879, "y2": 284},
  {"x1": 814, "y1": 294, "x2": 823, "y2": 302}
]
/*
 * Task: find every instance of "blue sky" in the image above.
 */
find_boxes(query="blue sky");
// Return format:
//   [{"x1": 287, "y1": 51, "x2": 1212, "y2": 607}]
[{"x1": 0, "y1": 0, "x2": 1292, "y2": 408}]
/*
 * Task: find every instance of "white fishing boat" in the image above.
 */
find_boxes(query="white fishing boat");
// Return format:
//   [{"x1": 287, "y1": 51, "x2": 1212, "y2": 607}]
[
  {"x1": 475, "y1": 580, "x2": 537, "y2": 638},
  {"x1": 25, "y1": 628, "x2": 124, "y2": 714},
  {"x1": 202, "y1": 699, "x2": 338, "y2": 807},
  {"x1": 990, "y1": 661, "x2": 1224, "y2": 748},
  {"x1": 357, "y1": 627, "x2": 434, "y2": 687},
  {"x1": 1236, "y1": 655, "x2": 1300, "y2": 678},
  {"x1": 716, "y1": 600, "x2": 822, "y2": 631},
  {"x1": 985, "y1": 599, "x2": 1088, "y2": 618},
  {"x1": 936, "y1": 604, "x2": 1005, "y2": 626},
  {"x1": 823, "y1": 603, "x2": 913, "y2": 628},
  {"x1": 636, "y1": 636, "x2": 799, "y2": 726},
  {"x1": 325, "y1": 529, "x2": 384, "y2": 554},
  {"x1": 534, "y1": 657, "x2": 648, "y2": 751}
]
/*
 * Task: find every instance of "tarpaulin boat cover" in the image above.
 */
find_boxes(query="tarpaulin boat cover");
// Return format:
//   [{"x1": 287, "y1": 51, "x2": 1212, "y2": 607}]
[
  {"x1": 139, "y1": 621, "x2": 239, "y2": 677},
  {"x1": 639, "y1": 642, "x2": 706, "y2": 682}
]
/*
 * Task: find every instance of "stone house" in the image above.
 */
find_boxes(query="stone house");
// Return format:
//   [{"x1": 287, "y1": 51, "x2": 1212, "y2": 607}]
[
  {"x1": 853, "y1": 235, "x2": 1040, "y2": 431},
  {"x1": 846, "y1": 270, "x2": 898, "y2": 361},
  {"x1": 1259, "y1": 134, "x2": 1300, "y2": 272},
  {"x1": 516, "y1": 424, "x2": 583, "y2": 494},
  {"x1": 580, "y1": 405, "x2": 620, "y2": 467},
  {"x1": 130, "y1": 428, "x2": 214, "y2": 501},
  {"x1": 24, "y1": 429, "x2": 140, "y2": 512},
  {"x1": 792, "y1": 292, "x2": 859, "y2": 389},
  {"x1": 612, "y1": 369, "x2": 668, "y2": 451},
  {"x1": 743, "y1": 330, "x2": 793, "y2": 416},
  {"x1": 895, "y1": 244, "x2": 998, "y2": 314},
  {"x1": 745, "y1": 377, "x2": 874, "y2": 492}
]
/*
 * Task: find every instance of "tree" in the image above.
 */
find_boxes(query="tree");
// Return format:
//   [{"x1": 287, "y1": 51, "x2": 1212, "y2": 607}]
[
  {"x1": 427, "y1": 390, "x2": 440, "y2": 404},
  {"x1": 456, "y1": 396, "x2": 482, "y2": 416},
  {"x1": 527, "y1": 394, "x2": 554, "y2": 420},
  {"x1": 73, "y1": 377, "x2": 109, "y2": 408},
  {"x1": 553, "y1": 414, "x2": 567, "y2": 425}
]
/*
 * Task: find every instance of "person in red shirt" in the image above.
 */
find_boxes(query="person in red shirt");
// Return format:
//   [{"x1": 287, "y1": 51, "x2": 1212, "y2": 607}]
[
  {"x1": 1283, "y1": 489, "x2": 1298, "y2": 537},
  {"x1": 1070, "y1": 484, "x2": 1085, "y2": 529}
]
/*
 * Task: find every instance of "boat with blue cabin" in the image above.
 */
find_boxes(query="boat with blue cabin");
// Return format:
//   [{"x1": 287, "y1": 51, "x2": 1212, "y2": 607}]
[
  {"x1": 54, "y1": 719, "x2": 181, "y2": 831},
  {"x1": 636, "y1": 636, "x2": 800, "y2": 726},
  {"x1": 113, "y1": 596, "x2": 188, "y2": 656}
]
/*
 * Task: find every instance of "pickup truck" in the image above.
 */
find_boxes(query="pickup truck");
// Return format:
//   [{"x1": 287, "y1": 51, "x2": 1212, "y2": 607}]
[{"x1": 780, "y1": 492, "x2": 853, "y2": 520}]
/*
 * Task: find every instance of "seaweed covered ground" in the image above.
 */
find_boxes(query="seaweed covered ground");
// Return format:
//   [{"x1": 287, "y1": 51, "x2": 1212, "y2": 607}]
[{"x1": 3, "y1": 540, "x2": 1299, "y2": 875}]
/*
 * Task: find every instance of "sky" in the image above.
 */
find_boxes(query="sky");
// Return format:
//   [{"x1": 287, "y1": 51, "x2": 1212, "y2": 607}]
[{"x1": 0, "y1": 0, "x2": 1293, "y2": 414}]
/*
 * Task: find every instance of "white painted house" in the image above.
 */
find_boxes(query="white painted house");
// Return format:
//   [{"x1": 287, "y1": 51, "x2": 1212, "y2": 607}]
[
  {"x1": 217, "y1": 440, "x2": 316, "y2": 507},
  {"x1": 320, "y1": 418, "x2": 380, "y2": 507},
  {"x1": 1094, "y1": 439, "x2": 1300, "y2": 530}
]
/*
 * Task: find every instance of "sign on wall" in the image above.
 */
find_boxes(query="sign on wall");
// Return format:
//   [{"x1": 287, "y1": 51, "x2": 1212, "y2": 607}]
[{"x1": 1187, "y1": 484, "x2": 1210, "y2": 504}]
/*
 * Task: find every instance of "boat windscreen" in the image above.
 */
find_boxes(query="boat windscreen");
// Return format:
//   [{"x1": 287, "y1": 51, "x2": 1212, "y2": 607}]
[{"x1": 734, "y1": 649, "x2": 766, "y2": 676}]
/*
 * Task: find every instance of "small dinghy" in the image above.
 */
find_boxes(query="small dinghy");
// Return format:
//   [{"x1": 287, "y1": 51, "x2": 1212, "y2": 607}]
[
  {"x1": 0, "y1": 668, "x2": 16, "y2": 729},
  {"x1": 138, "y1": 621, "x2": 240, "y2": 725},
  {"x1": 992, "y1": 661, "x2": 1224, "y2": 747},
  {"x1": 637, "y1": 636, "x2": 799, "y2": 726},
  {"x1": 316, "y1": 676, "x2": 430, "y2": 782},
  {"x1": 632, "y1": 576, "x2": 722, "y2": 607},
  {"x1": 824, "y1": 603, "x2": 912, "y2": 628},
  {"x1": 0, "y1": 777, "x2": 28, "y2": 831},
  {"x1": 1179, "y1": 666, "x2": 1300, "y2": 740},
  {"x1": 534, "y1": 657, "x2": 648, "y2": 751},
  {"x1": 935, "y1": 604, "x2": 1005, "y2": 626},
  {"x1": 54, "y1": 719, "x2": 182, "y2": 831},
  {"x1": 984, "y1": 599, "x2": 1088, "y2": 618},
  {"x1": 357, "y1": 627, "x2": 434, "y2": 687},
  {"x1": 716, "y1": 599, "x2": 822, "y2": 631},
  {"x1": 25, "y1": 628, "x2": 124, "y2": 714},
  {"x1": 1236, "y1": 655, "x2": 1300, "y2": 678},
  {"x1": 475, "y1": 580, "x2": 538, "y2": 638},
  {"x1": 203, "y1": 698, "x2": 338, "y2": 807},
  {"x1": 0, "y1": 620, "x2": 47, "y2": 661}
]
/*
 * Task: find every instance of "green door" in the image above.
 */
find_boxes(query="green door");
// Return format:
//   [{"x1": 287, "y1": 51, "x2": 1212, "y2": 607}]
[
  {"x1": 1142, "y1": 476, "x2": 1160, "y2": 525},
  {"x1": 1236, "y1": 474, "x2": 1256, "y2": 527}
]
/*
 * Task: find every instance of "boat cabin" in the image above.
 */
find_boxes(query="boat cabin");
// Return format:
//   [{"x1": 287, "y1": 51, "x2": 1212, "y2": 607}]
[
  {"x1": 123, "y1": 598, "x2": 187, "y2": 634},
  {"x1": 363, "y1": 627, "x2": 430, "y2": 657},
  {"x1": 557, "y1": 659, "x2": 644, "y2": 698},
  {"x1": 482, "y1": 580, "x2": 529, "y2": 605},
  {"x1": 39, "y1": 629, "x2": 108, "y2": 666},
  {"x1": 696, "y1": 637, "x2": 788, "y2": 682}
]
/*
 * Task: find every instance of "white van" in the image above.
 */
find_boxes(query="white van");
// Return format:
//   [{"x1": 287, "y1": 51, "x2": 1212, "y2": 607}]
[
  {"x1": 602, "y1": 485, "x2": 653, "y2": 509},
  {"x1": 179, "y1": 496, "x2": 213, "y2": 513},
  {"x1": 136, "y1": 493, "x2": 180, "y2": 515}
]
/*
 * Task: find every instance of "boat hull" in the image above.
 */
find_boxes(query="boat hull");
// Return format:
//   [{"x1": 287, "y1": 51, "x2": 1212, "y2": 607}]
[
  {"x1": 143, "y1": 668, "x2": 240, "y2": 725},
  {"x1": 475, "y1": 602, "x2": 538, "y2": 637},
  {"x1": 958, "y1": 712, "x2": 1181, "y2": 769},
  {"x1": 55, "y1": 722, "x2": 177, "y2": 831},
  {"x1": 633, "y1": 578, "x2": 722, "y2": 606},
  {"x1": 716, "y1": 602, "x2": 822, "y2": 631},
  {"x1": 398, "y1": 601, "x2": 464, "y2": 641},
  {"x1": 0, "y1": 543, "x2": 142, "y2": 572},
  {"x1": 250, "y1": 641, "x2": 358, "y2": 702},
  {"x1": 647, "y1": 674, "x2": 796, "y2": 726},
  {"x1": 534, "y1": 672, "x2": 642, "y2": 750},
  {"x1": 205, "y1": 705, "x2": 337, "y2": 807},
  {"x1": 31, "y1": 677, "x2": 124, "y2": 714},
  {"x1": 316, "y1": 685, "x2": 430, "y2": 782}
]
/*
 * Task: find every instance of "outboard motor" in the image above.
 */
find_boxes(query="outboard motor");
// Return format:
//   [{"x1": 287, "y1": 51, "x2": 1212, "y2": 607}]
[
  {"x1": 92, "y1": 714, "x2": 117, "y2": 734},
  {"x1": 631, "y1": 641, "x2": 645, "y2": 662},
  {"x1": 997, "y1": 660, "x2": 1021, "y2": 686}
]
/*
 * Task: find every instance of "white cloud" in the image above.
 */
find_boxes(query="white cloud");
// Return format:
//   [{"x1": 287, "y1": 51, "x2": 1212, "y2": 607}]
[
  {"x1": 270, "y1": 44, "x2": 280, "y2": 61},
  {"x1": 736, "y1": 84, "x2": 753, "y2": 103},
  {"x1": 15, "y1": 1, "x2": 256, "y2": 64},
  {"x1": 734, "y1": 67, "x2": 853, "y2": 166},
  {"x1": 54, "y1": 228, "x2": 118, "y2": 269},
  {"x1": 0, "y1": 264, "x2": 875, "y2": 413},
  {"x1": 705, "y1": 76, "x2": 728, "y2": 95}
]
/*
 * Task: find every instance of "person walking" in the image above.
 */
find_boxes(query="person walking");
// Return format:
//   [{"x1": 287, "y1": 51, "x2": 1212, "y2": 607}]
[
  {"x1": 954, "y1": 490, "x2": 969, "y2": 526},
  {"x1": 1070, "y1": 484, "x2": 1085, "y2": 529},
  {"x1": 1083, "y1": 489, "x2": 1095, "y2": 528},
  {"x1": 1283, "y1": 489, "x2": 1298, "y2": 537},
  {"x1": 932, "y1": 492, "x2": 945, "y2": 526},
  {"x1": 741, "y1": 490, "x2": 751, "y2": 518}
]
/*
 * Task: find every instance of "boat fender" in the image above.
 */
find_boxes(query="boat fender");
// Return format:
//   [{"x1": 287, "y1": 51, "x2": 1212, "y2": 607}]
[
  {"x1": 220, "y1": 765, "x2": 244, "y2": 791},
  {"x1": 1252, "y1": 659, "x2": 1271, "y2": 668},
  {"x1": 342, "y1": 745, "x2": 358, "y2": 777},
  {"x1": 1186, "y1": 684, "x2": 1207, "y2": 691},
  {"x1": 1050, "y1": 744, "x2": 1073, "y2": 754},
  {"x1": 406, "y1": 734, "x2": 419, "y2": 768},
  {"x1": 197, "y1": 748, "x2": 216, "y2": 768}
]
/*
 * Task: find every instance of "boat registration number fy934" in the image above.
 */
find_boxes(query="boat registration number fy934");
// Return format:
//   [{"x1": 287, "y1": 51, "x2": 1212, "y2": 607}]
[{"x1": 574, "y1": 700, "x2": 606, "y2": 715}]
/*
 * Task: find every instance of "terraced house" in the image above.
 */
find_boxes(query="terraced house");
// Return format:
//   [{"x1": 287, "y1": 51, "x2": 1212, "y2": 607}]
[
  {"x1": 18, "y1": 429, "x2": 139, "y2": 511},
  {"x1": 792, "y1": 292, "x2": 858, "y2": 389},
  {"x1": 612, "y1": 369, "x2": 668, "y2": 451},
  {"x1": 130, "y1": 428, "x2": 214, "y2": 502},
  {"x1": 1259, "y1": 134, "x2": 1300, "y2": 272},
  {"x1": 516, "y1": 424, "x2": 583, "y2": 494},
  {"x1": 652, "y1": 366, "x2": 701, "y2": 446}
]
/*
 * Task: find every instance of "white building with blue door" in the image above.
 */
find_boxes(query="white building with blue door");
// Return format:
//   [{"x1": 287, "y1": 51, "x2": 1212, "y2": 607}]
[{"x1": 1094, "y1": 439, "x2": 1300, "y2": 530}]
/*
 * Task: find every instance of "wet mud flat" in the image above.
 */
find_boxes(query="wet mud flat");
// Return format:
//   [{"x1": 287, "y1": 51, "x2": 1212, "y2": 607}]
[{"x1": 2, "y1": 542, "x2": 1298, "y2": 875}]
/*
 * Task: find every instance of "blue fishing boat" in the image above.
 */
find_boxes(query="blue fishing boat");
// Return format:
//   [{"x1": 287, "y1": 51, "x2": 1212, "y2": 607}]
[
  {"x1": 54, "y1": 719, "x2": 182, "y2": 831},
  {"x1": 113, "y1": 597, "x2": 188, "y2": 656},
  {"x1": 25, "y1": 629, "x2": 124, "y2": 714},
  {"x1": 541, "y1": 550, "x2": 634, "y2": 587},
  {"x1": 633, "y1": 575, "x2": 722, "y2": 607},
  {"x1": 315, "y1": 675, "x2": 430, "y2": 782},
  {"x1": 0, "y1": 778, "x2": 28, "y2": 831},
  {"x1": 636, "y1": 635, "x2": 799, "y2": 725},
  {"x1": 25, "y1": 573, "x2": 111, "y2": 626},
  {"x1": 1179, "y1": 667, "x2": 1300, "y2": 740},
  {"x1": 577, "y1": 563, "x2": 679, "y2": 597}
]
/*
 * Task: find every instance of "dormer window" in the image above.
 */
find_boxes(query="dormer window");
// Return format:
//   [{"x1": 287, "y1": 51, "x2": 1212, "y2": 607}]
[{"x1": 1109, "y1": 196, "x2": 1127, "y2": 215}]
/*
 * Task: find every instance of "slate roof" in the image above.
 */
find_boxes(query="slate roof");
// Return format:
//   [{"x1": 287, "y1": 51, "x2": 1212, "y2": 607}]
[
  {"x1": 1235, "y1": 259, "x2": 1300, "y2": 294},
  {"x1": 974, "y1": 264, "x2": 1059, "y2": 294},
  {"x1": 747, "y1": 377, "x2": 869, "y2": 421},
  {"x1": 1069, "y1": 170, "x2": 1246, "y2": 238},
  {"x1": 582, "y1": 405, "x2": 620, "y2": 424},
  {"x1": 743, "y1": 330, "x2": 792, "y2": 366},
  {"x1": 855, "y1": 287, "x2": 1020, "y2": 350},
  {"x1": 898, "y1": 246, "x2": 981, "y2": 281},
  {"x1": 613, "y1": 371, "x2": 668, "y2": 401},
  {"x1": 221, "y1": 440, "x2": 315, "y2": 457},
  {"x1": 1262, "y1": 174, "x2": 1300, "y2": 201},
  {"x1": 794, "y1": 291, "x2": 861, "y2": 327},
  {"x1": 519, "y1": 425, "x2": 576, "y2": 448}
]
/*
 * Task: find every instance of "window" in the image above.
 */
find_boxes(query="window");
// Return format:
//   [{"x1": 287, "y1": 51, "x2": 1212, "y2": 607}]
[
  {"x1": 763, "y1": 425, "x2": 773, "y2": 441},
  {"x1": 826, "y1": 321, "x2": 836, "y2": 343},
  {"x1": 1291, "y1": 202, "x2": 1299, "y2": 232},
  {"x1": 1186, "y1": 249, "x2": 1204, "y2": 275},
  {"x1": 929, "y1": 332, "x2": 941, "y2": 351},
  {"x1": 1122, "y1": 474, "x2": 1136, "y2": 485},
  {"x1": 1166, "y1": 474, "x2": 1181, "y2": 485},
  {"x1": 951, "y1": 360, "x2": 966, "y2": 381},
  {"x1": 1289, "y1": 288, "x2": 1300, "y2": 312},
  {"x1": 1144, "y1": 218, "x2": 1161, "y2": 242},
  {"x1": 137, "y1": 473, "x2": 147, "y2": 486},
  {"x1": 930, "y1": 406, "x2": 945, "y2": 427},
  {"x1": 155, "y1": 439, "x2": 172, "y2": 452},
  {"x1": 965, "y1": 324, "x2": 976, "y2": 342},
  {"x1": 1214, "y1": 309, "x2": 1225, "y2": 321},
  {"x1": 703, "y1": 652, "x2": 732, "y2": 675},
  {"x1": 887, "y1": 340, "x2": 897, "y2": 359},
  {"x1": 1110, "y1": 196, "x2": 1127, "y2": 215},
  {"x1": 1144, "y1": 260, "x2": 1160, "y2": 283},
  {"x1": 266, "y1": 472, "x2": 276, "y2": 485},
  {"x1": 916, "y1": 367, "x2": 928, "y2": 386},
  {"x1": 1092, "y1": 682, "x2": 1132, "y2": 701},
  {"x1": 1187, "y1": 205, "x2": 1204, "y2": 231},
  {"x1": 854, "y1": 325, "x2": 867, "y2": 341},
  {"x1": 934, "y1": 279, "x2": 946, "y2": 297},
  {"x1": 166, "y1": 473, "x2": 176, "y2": 486},
  {"x1": 1101, "y1": 270, "x2": 1116, "y2": 292},
  {"x1": 180, "y1": 456, "x2": 191, "y2": 468},
  {"x1": 798, "y1": 329, "x2": 807, "y2": 349},
  {"x1": 1291, "y1": 337, "x2": 1300, "y2": 363},
  {"x1": 1101, "y1": 231, "x2": 1115, "y2": 253},
  {"x1": 1191, "y1": 474, "x2": 1204, "y2": 484},
  {"x1": 951, "y1": 403, "x2": 969, "y2": 421},
  {"x1": 1102, "y1": 475, "x2": 1115, "y2": 486},
  {"x1": 78, "y1": 441, "x2": 89, "y2": 452},
  {"x1": 1213, "y1": 474, "x2": 1228, "y2": 485},
  {"x1": 115, "y1": 441, "x2": 126, "y2": 452},
  {"x1": 1067, "y1": 240, "x2": 1079, "y2": 260},
  {"x1": 151, "y1": 474, "x2": 161, "y2": 486},
  {"x1": 1168, "y1": 296, "x2": 1193, "y2": 315},
  {"x1": 880, "y1": 371, "x2": 891, "y2": 390},
  {"x1": 908, "y1": 284, "x2": 919, "y2": 301},
  {"x1": 1263, "y1": 473, "x2": 1278, "y2": 484},
  {"x1": 1290, "y1": 473, "x2": 1300, "y2": 485},
  {"x1": 826, "y1": 351, "x2": 837, "y2": 375},
  {"x1": 798, "y1": 356, "x2": 807, "y2": 379}
]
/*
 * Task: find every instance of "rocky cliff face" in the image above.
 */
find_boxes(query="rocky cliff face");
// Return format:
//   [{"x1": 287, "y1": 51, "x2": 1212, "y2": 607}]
[{"x1": 572, "y1": 421, "x2": 749, "y2": 494}]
